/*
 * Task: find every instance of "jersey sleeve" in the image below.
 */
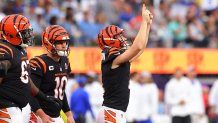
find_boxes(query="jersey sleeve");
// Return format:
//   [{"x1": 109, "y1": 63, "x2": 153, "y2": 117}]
[
  {"x1": 29, "y1": 57, "x2": 45, "y2": 112},
  {"x1": 62, "y1": 92, "x2": 70, "y2": 112},
  {"x1": 29, "y1": 57, "x2": 45, "y2": 77},
  {"x1": 0, "y1": 43, "x2": 13, "y2": 61},
  {"x1": 104, "y1": 47, "x2": 121, "y2": 63}
]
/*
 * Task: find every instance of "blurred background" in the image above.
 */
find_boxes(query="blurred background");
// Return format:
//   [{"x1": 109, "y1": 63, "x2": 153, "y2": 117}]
[{"x1": 0, "y1": 0, "x2": 218, "y2": 123}]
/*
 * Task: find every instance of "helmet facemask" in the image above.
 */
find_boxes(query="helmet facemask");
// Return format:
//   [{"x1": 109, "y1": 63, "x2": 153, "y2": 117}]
[
  {"x1": 53, "y1": 40, "x2": 70, "y2": 57},
  {"x1": 15, "y1": 26, "x2": 34, "y2": 47},
  {"x1": 114, "y1": 33, "x2": 131, "y2": 50},
  {"x1": 123, "y1": 39, "x2": 133, "y2": 50}
]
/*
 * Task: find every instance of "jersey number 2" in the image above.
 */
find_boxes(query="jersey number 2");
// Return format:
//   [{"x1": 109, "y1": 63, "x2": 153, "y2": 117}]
[{"x1": 54, "y1": 76, "x2": 67, "y2": 100}]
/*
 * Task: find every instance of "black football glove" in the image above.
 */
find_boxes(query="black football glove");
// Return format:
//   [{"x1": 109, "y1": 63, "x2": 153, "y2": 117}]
[
  {"x1": 46, "y1": 95, "x2": 63, "y2": 109},
  {"x1": 35, "y1": 91, "x2": 62, "y2": 109}
]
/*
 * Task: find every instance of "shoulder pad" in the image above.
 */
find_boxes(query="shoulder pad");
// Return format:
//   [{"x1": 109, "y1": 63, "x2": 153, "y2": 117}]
[
  {"x1": 0, "y1": 43, "x2": 14, "y2": 59},
  {"x1": 30, "y1": 57, "x2": 47, "y2": 74}
]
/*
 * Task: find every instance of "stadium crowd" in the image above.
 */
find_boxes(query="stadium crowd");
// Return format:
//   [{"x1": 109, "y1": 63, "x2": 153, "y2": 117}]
[{"x1": 0, "y1": 0, "x2": 217, "y2": 47}]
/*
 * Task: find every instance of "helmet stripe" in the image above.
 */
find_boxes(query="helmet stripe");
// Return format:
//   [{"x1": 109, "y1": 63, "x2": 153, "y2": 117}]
[
  {"x1": 22, "y1": 20, "x2": 30, "y2": 29},
  {"x1": 51, "y1": 29, "x2": 63, "y2": 41},
  {"x1": 98, "y1": 35, "x2": 103, "y2": 49},
  {"x1": 18, "y1": 16, "x2": 25, "y2": 29},
  {"x1": 48, "y1": 25, "x2": 59, "y2": 34},
  {"x1": 42, "y1": 32, "x2": 46, "y2": 43},
  {"x1": 47, "y1": 26, "x2": 59, "y2": 40},
  {"x1": 1, "y1": 16, "x2": 10, "y2": 35},
  {"x1": 109, "y1": 25, "x2": 113, "y2": 36},
  {"x1": 13, "y1": 14, "x2": 19, "y2": 26},
  {"x1": 48, "y1": 26, "x2": 61, "y2": 39},
  {"x1": 53, "y1": 30, "x2": 67, "y2": 41},
  {"x1": 105, "y1": 26, "x2": 111, "y2": 38},
  {"x1": 115, "y1": 26, "x2": 118, "y2": 33},
  {"x1": 101, "y1": 31, "x2": 107, "y2": 46}
]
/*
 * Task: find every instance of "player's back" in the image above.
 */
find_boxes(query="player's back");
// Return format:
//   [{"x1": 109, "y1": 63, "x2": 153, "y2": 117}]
[
  {"x1": 30, "y1": 54, "x2": 71, "y2": 117},
  {"x1": 0, "y1": 40, "x2": 30, "y2": 109},
  {"x1": 101, "y1": 48, "x2": 130, "y2": 112}
]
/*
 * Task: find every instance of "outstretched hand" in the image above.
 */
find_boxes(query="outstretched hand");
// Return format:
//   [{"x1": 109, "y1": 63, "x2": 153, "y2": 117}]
[{"x1": 142, "y1": 0, "x2": 153, "y2": 25}]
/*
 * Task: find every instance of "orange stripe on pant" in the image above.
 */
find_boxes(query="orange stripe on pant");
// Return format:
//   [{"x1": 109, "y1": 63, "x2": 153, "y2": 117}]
[
  {"x1": 29, "y1": 112, "x2": 38, "y2": 123},
  {"x1": 0, "y1": 108, "x2": 11, "y2": 119},
  {"x1": 0, "y1": 119, "x2": 8, "y2": 123},
  {"x1": 104, "y1": 109, "x2": 116, "y2": 123}
]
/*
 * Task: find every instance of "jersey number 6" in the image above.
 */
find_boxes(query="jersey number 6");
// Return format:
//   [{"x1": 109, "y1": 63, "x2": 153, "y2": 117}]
[{"x1": 20, "y1": 60, "x2": 29, "y2": 84}]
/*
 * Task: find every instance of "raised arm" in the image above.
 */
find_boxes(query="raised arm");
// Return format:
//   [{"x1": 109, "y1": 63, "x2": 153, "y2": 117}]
[{"x1": 112, "y1": 4, "x2": 153, "y2": 67}]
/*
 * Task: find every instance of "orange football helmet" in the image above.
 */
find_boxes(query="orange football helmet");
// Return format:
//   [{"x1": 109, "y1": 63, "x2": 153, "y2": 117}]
[
  {"x1": 0, "y1": 14, "x2": 33, "y2": 47},
  {"x1": 97, "y1": 25, "x2": 128, "y2": 50},
  {"x1": 42, "y1": 25, "x2": 70, "y2": 56}
]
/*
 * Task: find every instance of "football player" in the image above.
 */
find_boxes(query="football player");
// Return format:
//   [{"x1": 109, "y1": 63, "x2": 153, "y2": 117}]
[
  {"x1": 96, "y1": 3, "x2": 153, "y2": 123},
  {"x1": 0, "y1": 14, "x2": 58, "y2": 123},
  {"x1": 29, "y1": 25, "x2": 75, "y2": 123}
]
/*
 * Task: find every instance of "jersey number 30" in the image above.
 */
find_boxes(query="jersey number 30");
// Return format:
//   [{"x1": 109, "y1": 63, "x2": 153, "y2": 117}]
[{"x1": 54, "y1": 76, "x2": 67, "y2": 100}]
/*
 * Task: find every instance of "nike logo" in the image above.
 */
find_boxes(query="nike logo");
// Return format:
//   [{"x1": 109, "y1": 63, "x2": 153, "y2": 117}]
[{"x1": 31, "y1": 67, "x2": 36, "y2": 70}]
